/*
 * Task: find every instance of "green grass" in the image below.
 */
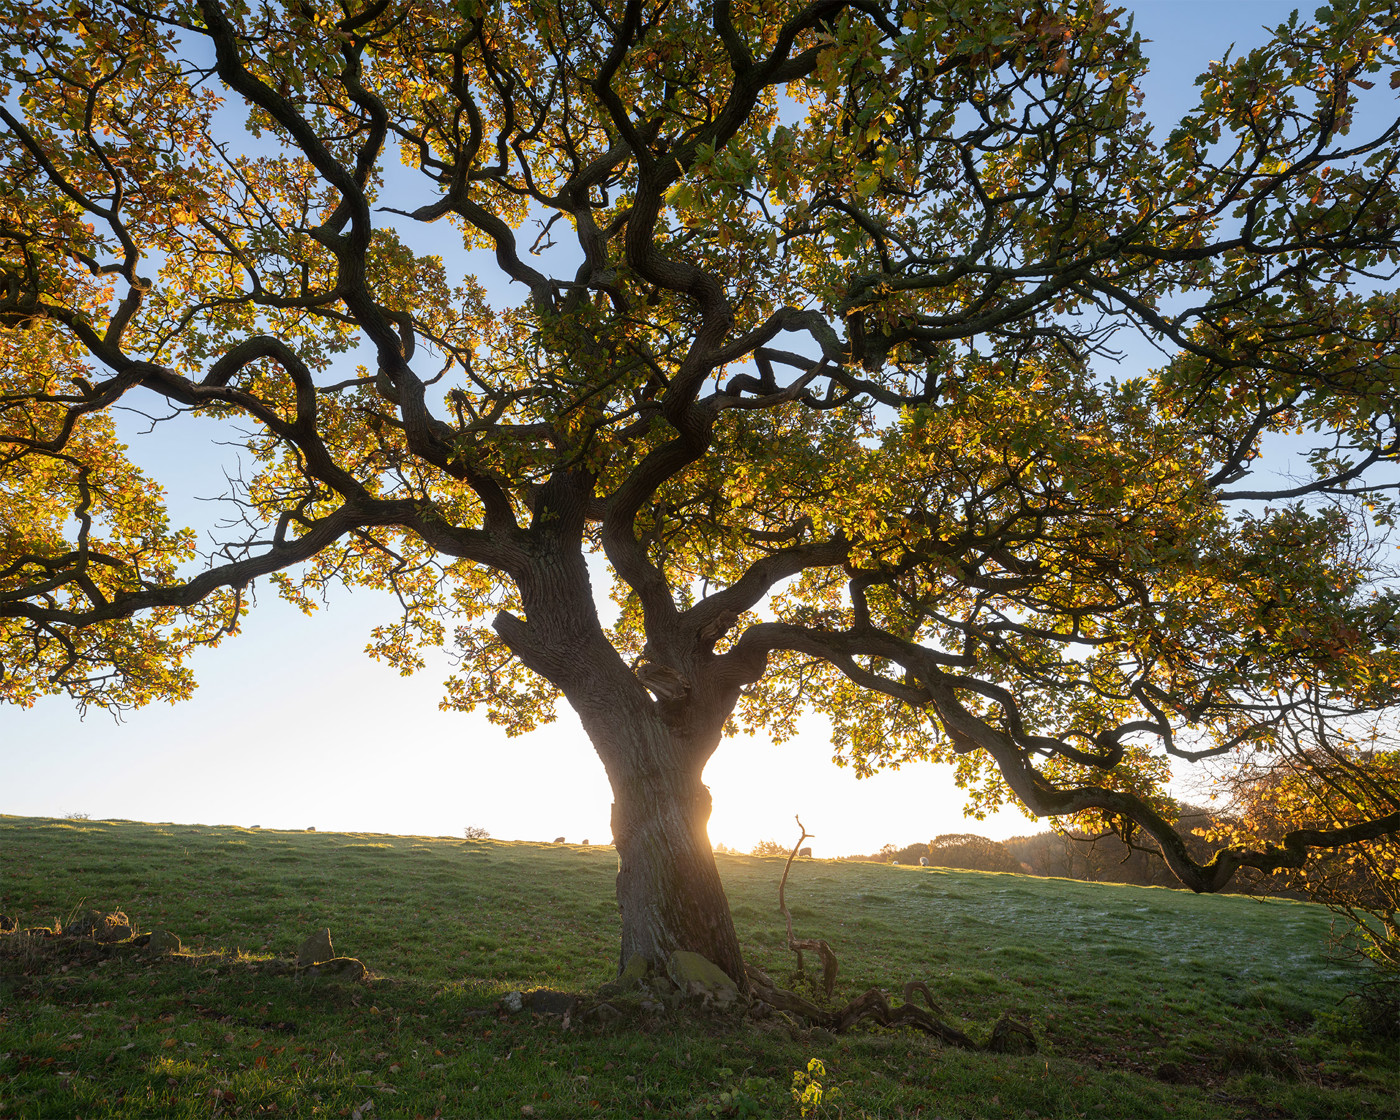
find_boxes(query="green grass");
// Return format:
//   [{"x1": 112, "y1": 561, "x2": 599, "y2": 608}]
[{"x1": 1, "y1": 815, "x2": 1396, "y2": 1119}]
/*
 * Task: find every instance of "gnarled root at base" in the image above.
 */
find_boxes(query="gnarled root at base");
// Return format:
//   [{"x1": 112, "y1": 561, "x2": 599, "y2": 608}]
[
  {"x1": 746, "y1": 967, "x2": 1037, "y2": 1052},
  {"x1": 486, "y1": 960, "x2": 1036, "y2": 1053}
]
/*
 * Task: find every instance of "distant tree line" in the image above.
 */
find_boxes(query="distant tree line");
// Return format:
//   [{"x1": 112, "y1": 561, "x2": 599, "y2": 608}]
[
  {"x1": 712, "y1": 840, "x2": 792, "y2": 857},
  {"x1": 1002, "y1": 808, "x2": 1225, "y2": 890},
  {"x1": 846, "y1": 834, "x2": 1023, "y2": 875},
  {"x1": 843, "y1": 799, "x2": 1396, "y2": 923},
  {"x1": 845, "y1": 808, "x2": 1295, "y2": 894}
]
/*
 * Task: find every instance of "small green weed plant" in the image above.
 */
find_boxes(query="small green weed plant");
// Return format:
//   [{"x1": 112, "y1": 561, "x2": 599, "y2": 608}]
[{"x1": 791, "y1": 1057, "x2": 843, "y2": 1117}]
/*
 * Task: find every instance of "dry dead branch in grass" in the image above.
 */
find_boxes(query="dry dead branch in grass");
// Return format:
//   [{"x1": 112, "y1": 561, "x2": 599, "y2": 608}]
[{"x1": 750, "y1": 816, "x2": 1037, "y2": 1052}]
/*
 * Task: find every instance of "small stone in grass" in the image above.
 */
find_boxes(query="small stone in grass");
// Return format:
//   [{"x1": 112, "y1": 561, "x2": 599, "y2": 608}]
[
  {"x1": 297, "y1": 928, "x2": 333, "y2": 966},
  {"x1": 144, "y1": 929, "x2": 182, "y2": 955}
]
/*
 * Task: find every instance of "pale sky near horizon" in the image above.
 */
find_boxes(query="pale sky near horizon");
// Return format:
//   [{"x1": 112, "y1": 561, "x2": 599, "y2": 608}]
[{"x1": 2, "y1": 3, "x2": 1351, "y2": 855}]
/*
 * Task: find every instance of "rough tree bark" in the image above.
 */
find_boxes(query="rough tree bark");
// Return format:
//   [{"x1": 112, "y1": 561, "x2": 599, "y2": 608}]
[{"x1": 608, "y1": 747, "x2": 746, "y2": 987}]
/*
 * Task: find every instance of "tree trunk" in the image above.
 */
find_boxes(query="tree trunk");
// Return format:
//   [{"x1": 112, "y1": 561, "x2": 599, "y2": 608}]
[
  {"x1": 502, "y1": 610, "x2": 749, "y2": 989},
  {"x1": 609, "y1": 758, "x2": 748, "y2": 989},
  {"x1": 494, "y1": 514, "x2": 748, "y2": 991}
]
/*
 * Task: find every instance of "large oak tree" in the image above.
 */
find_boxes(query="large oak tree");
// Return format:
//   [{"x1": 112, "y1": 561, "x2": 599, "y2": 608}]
[{"x1": 3, "y1": 0, "x2": 1399, "y2": 985}]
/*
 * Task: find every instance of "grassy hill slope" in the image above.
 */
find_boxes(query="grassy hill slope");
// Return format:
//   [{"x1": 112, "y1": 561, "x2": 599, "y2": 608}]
[{"x1": 1, "y1": 815, "x2": 1395, "y2": 1119}]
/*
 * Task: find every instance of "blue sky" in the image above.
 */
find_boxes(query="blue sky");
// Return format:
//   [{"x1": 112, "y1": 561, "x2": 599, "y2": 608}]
[{"x1": 1, "y1": 2, "x2": 1352, "y2": 854}]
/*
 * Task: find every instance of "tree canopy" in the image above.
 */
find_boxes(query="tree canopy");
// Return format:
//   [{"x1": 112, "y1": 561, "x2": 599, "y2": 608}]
[{"x1": 3, "y1": 0, "x2": 1399, "y2": 978}]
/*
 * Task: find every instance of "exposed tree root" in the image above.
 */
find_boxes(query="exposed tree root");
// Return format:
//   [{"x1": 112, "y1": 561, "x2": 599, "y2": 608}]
[
  {"x1": 746, "y1": 968, "x2": 1035, "y2": 1051},
  {"x1": 762, "y1": 817, "x2": 1038, "y2": 1053}
]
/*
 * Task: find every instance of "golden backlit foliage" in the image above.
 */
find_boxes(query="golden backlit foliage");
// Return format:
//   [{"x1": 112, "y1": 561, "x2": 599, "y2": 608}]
[{"x1": 2, "y1": 1, "x2": 1398, "y2": 930}]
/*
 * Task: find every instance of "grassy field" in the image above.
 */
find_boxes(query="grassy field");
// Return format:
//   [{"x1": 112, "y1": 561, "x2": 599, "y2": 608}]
[{"x1": 1, "y1": 814, "x2": 1396, "y2": 1119}]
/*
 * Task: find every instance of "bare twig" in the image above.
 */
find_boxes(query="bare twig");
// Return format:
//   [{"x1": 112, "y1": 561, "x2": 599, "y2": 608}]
[{"x1": 779, "y1": 815, "x2": 838, "y2": 998}]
